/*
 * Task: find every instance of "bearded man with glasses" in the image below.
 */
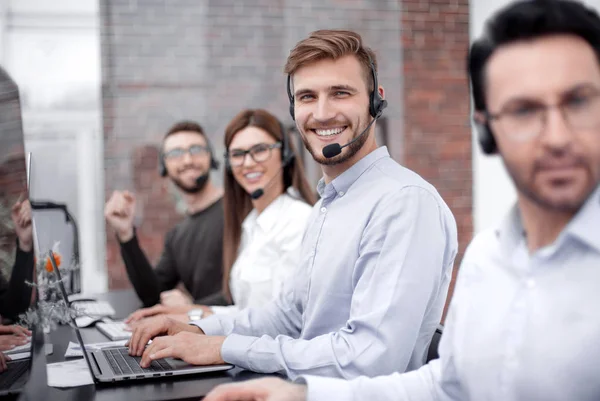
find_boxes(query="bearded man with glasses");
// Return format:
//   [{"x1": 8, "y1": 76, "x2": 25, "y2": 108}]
[{"x1": 104, "y1": 121, "x2": 226, "y2": 309}]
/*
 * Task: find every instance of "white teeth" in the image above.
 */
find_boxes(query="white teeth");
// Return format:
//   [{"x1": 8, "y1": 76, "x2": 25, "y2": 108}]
[
  {"x1": 245, "y1": 172, "x2": 263, "y2": 179},
  {"x1": 315, "y1": 127, "x2": 345, "y2": 136}
]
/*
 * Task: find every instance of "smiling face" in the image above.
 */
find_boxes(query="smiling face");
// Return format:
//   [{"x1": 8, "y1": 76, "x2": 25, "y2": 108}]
[
  {"x1": 162, "y1": 131, "x2": 211, "y2": 193},
  {"x1": 227, "y1": 126, "x2": 283, "y2": 196},
  {"x1": 484, "y1": 34, "x2": 600, "y2": 212},
  {"x1": 292, "y1": 55, "x2": 377, "y2": 166}
]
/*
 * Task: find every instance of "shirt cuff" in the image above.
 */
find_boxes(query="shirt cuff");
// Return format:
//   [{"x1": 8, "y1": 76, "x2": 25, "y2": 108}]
[
  {"x1": 296, "y1": 375, "x2": 354, "y2": 401},
  {"x1": 189, "y1": 315, "x2": 223, "y2": 336},
  {"x1": 210, "y1": 305, "x2": 240, "y2": 315},
  {"x1": 220, "y1": 333, "x2": 258, "y2": 369},
  {"x1": 118, "y1": 229, "x2": 138, "y2": 247}
]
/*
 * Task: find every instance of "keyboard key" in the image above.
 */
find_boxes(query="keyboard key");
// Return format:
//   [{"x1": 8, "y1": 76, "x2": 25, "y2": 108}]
[{"x1": 0, "y1": 360, "x2": 29, "y2": 389}]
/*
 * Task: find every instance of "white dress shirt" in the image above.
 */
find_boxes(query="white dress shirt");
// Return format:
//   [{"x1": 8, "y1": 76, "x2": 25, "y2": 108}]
[
  {"x1": 194, "y1": 147, "x2": 458, "y2": 379},
  {"x1": 302, "y1": 183, "x2": 600, "y2": 401},
  {"x1": 210, "y1": 192, "x2": 312, "y2": 315}
]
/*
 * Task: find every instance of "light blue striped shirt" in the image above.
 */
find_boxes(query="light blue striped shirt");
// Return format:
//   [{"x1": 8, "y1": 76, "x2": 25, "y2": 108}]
[
  {"x1": 194, "y1": 146, "x2": 458, "y2": 380},
  {"x1": 302, "y1": 184, "x2": 600, "y2": 400}
]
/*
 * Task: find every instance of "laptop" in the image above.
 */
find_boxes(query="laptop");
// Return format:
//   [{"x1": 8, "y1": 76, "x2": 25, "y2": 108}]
[
  {"x1": 0, "y1": 320, "x2": 44, "y2": 396},
  {"x1": 48, "y1": 252, "x2": 233, "y2": 383}
]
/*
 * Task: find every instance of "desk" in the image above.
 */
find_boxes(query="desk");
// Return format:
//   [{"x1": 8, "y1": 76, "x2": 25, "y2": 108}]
[{"x1": 43, "y1": 289, "x2": 272, "y2": 401}]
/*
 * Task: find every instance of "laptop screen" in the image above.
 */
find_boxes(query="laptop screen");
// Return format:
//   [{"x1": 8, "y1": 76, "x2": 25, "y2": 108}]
[
  {"x1": 47, "y1": 252, "x2": 97, "y2": 381},
  {"x1": 15, "y1": 321, "x2": 47, "y2": 400}
]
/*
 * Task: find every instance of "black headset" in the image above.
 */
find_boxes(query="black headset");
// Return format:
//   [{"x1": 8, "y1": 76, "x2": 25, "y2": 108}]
[
  {"x1": 286, "y1": 56, "x2": 388, "y2": 121},
  {"x1": 224, "y1": 120, "x2": 294, "y2": 171},
  {"x1": 159, "y1": 136, "x2": 220, "y2": 177},
  {"x1": 475, "y1": 120, "x2": 498, "y2": 155}
]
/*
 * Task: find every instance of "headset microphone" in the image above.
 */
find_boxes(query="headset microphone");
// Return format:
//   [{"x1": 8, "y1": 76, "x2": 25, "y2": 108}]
[
  {"x1": 322, "y1": 109, "x2": 384, "y2": 159},
  {"x1": 194, "y1": 172, "x2": 210, "y2": 190},
  {"x1": 250, "y1": 164, "x2": 285, "y2": 200}
]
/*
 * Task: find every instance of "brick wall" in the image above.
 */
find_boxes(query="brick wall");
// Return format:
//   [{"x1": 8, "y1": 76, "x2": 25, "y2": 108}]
[
  {"x1": 100, "y1": 0, "x2": 404, "y2": 289},
  {"x1": 100, "y1": 1, "x2": 473, "y2": 311},
  {"x1": 402, "y1": 0, "x2": 472, "y2": 320}
]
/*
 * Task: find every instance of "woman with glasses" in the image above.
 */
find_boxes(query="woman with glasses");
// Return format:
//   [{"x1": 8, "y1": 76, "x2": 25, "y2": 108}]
[{"x1": 127, "y1": 109, "x2": 315, "y2": 322}]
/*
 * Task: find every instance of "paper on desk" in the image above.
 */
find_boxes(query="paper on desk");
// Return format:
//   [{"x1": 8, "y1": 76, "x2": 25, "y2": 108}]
[
  {"x1": 47, "y1": 359, "x2": 93, "y2": 387},
  {"x1": 65, "y1": 339, "x2": 128, "y2": 357}
]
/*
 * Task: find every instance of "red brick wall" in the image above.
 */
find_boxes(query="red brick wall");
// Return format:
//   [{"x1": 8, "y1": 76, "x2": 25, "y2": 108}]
[{"x1": 402, "y1": 0, "x2": 472, "y2": 320}]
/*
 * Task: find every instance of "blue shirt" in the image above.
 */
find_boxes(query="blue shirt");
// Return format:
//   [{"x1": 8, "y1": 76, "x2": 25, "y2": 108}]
[
  {"x1": 194, "y1": 146, "x2": 458, "y2": 380},
  {"x1": 302, "y1": 184, "x2": 600, "y2": 400}
]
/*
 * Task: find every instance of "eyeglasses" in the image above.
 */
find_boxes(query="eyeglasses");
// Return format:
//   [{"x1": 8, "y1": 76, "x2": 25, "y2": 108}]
[
  {"x1": 164, "y1": 145, "x2": 209, "y2": 160},
  {"x1": 485, "y1": 90, "x2": 600, "y2": 142},
  {"x1": 226, "y1": 142, "x2": 282, "y2": 167}
]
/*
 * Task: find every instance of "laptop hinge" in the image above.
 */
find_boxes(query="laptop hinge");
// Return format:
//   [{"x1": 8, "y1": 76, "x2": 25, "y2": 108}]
[{"x1": 90, "y1": 352, "x2": 103, "y2": 375}]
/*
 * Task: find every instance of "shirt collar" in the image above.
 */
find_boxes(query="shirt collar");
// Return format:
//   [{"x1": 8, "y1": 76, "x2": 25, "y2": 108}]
[
  {"x1": 495, "y1": 204, "x2": 524, "y2": 254},
  {"x1": 243, "y1": 193, "x2": 289, "y2": 233},
  {"x1": 316, "y1": 146, "x2": 390, "y2": 199},
  {"x1": 496, "y1": 183, "x2": 600, "y2": 253},
  {"x1": 564, "y1": 183, "x2": 600, "y2": 252}
]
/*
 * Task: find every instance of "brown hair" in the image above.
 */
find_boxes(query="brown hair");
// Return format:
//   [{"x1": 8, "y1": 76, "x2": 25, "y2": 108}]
[
  {"x1": 221, "y1": 109, "x2": 316, "y2": 303},
  {"x1": 284, "y1": 29, "x2": 378, "y2": 90},
  {"x1": 163, "y1": 120, "x2": 207, "y2": 142}
]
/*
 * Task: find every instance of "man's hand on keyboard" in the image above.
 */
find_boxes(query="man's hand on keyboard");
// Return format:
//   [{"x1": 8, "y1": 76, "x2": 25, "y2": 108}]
[
  {"x1": 0, "y1": 352, "x2": 9, "y2": 372},
  {"x1": 126, "y1": 315, "x2": 203, "y2": 357},
  {"x1": 124, "y1": 304, "x2": 195, "y2": 324},
  {"x1": 139, "y1": 331, "x2": 225, "y2": 368}
]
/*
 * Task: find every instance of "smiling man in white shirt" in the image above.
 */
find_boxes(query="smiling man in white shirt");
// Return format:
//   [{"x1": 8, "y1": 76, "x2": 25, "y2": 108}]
[
  {"x1": 126, "y1": 29, "x2": 458, "y2": 381},
  {"x1": 202, "y1": 0, "x2": 600, "y2": 400}
]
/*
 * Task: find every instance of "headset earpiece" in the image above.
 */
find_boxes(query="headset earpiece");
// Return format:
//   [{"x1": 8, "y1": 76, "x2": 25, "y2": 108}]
[
  {"x1": 287, "y1": 75, "x2": 296, "y2": 121},
  {"x1": 159, "y1": 154, "x2": 167, "y2": 177},
  {"x1": 476, "y1": 122, "x2": 498, "y2": 155},
  {"x1": 368, "y1": 57, "x2": 387, "y2": 118},
  {"x1": 224, "y1": 150, "x2": 231, "y2": 172},
  {"x1": 279, "y1": 120, "x2": 295, "y2": 166},
  {"x1": 208, "y1": 143, "x2": 220, "y2": 170}
]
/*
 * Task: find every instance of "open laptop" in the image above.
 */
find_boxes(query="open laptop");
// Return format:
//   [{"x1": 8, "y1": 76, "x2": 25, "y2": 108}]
[
  {"x1": 0, "y1": 320, "x2": 44, "y2": 397},
  {"x1": 48, "y1": 252, "x2": 233, "y2": 383}
]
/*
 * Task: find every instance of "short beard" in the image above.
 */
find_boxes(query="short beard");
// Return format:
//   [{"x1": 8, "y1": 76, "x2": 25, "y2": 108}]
[
  {"x1": 503, "y1": 159, "x2": 595, "y2": 213},
  {"x1": 171, "y1": 172, "x2": 210, "y2": 194},
  {"x1": 302, "y1": 122, "x2": 371, "y2": 166}
]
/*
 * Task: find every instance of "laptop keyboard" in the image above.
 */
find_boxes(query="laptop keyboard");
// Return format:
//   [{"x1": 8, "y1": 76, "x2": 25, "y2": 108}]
[
  {"x1": 102, "y1": 347, "x2": 172, "y2": 375},
  {"x1": 0, "y1": 360, "x2": 29, "y2": 389}
]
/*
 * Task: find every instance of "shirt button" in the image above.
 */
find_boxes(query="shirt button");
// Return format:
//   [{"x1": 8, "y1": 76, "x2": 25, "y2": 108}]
[
  {"x1": 339, "y1": 191, "x2": 345, "y2": 196},
  {"x1": 320, "y1": 207, "x2": 327, "y2": 213}
]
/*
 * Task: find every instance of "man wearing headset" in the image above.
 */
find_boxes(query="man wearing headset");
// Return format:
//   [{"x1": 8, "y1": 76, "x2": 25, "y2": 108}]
[
  {"x1": 202, "y1": 1, "x2": 600, "y2": 400},
  {"x1": 127, "y1": 30, "x2": 458, "y2": 381},
  {"x1": 104, "y1": 121, "x2": 225, "y2": 308}
]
